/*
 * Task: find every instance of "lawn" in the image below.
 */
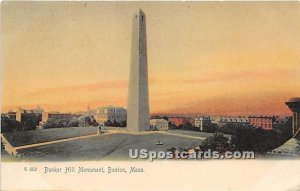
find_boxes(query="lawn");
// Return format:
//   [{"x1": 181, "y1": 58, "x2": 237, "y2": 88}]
[
  {"x1": 2, "y1": 127, "x2": 98, "y2": 147},
  {"x1": 17, "y1": 132, "x2": 203, "y2": 161}
]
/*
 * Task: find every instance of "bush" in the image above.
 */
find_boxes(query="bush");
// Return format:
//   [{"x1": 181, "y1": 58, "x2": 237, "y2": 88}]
[
  {"x1": 104, "y1": 120, "x2": 126, "y2": 127},
  {"x1": 42, "y1": 115, "x2": 99, "y2": 129},
  {"x1": 201, "y1": 132, "x2": 231, "y2": 153}
]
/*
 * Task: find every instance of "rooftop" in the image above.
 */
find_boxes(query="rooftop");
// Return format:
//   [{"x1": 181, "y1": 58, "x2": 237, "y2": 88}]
[
  {"x1": 272, "y1": 138, "x2": 300, "y2": 155},
  {"x1": 287, "y1": 97, "x2": 300, "y2": 103}
]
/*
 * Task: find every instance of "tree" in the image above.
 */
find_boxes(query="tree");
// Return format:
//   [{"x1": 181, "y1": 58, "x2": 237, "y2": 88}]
[
  {"x1": 230, "y1": 125, "x2": 283, "y2": 153},
  {"x1": 218, "y1": 123, "x2": 238, "y2": 135},
  {"x1": 69, "y1": 117, "x2": 79, "y2": 127},
  {"x1": 1, "y1": 116, "x2": 22, "y2": 133},
  {"x1": 43, "y1": 117, "x2": 75, "y2": 128},
  {"x1": 273, "y1": 117, "x2": 293, "y2": 144},
  {"x1": 202, "y1": 122, "x2": 219, "y2": 133},
  {"x1": 120, "y1": 120, "x2": 127, "y2": 127},
  {"x1": 252, "y1": 128, "x2": 281, "y2": 152},
  {"x1": 104, "y1": 120, "x2": 112, "y2": 126},
  {"x1": 201, "y1": 132, "x2": 231, "y2": 153},
  {"x1": 104, "y1": 120, "x2": 126, "y2": 127},
  {"x1": 84, "y1": 117, "x2": 92, "y2": 126},
  {"x1": 178, "y1": 122, "x2": 193, "y2": 131},
  {"x1": 77, "y1": 115, "x2": 97, "y2": 127},
  {"x1": 230, "y1": 126, "x2": 256, "y2": 151},
  {"x1": 162, "y1": 116, "x2": 169, "y2": 121},
  {"x1": 168, "y1": 122, "x2": 176, "y2": 130},
  {"x1": 19, "y1": 113, "x2": 41, "y2": 130},
  {"x1": 150, "y1": 115, "x2": 161, "y2": 119}
]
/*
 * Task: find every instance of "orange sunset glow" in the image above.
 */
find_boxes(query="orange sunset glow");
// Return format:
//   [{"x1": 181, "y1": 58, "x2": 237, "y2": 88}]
[{"x1": 2, "y1": 2, "x2": 300, "y2": 115}]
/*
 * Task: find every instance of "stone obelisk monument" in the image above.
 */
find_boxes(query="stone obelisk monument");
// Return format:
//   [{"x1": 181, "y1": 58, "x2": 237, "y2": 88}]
[{"x1": 127, "y1": 10, "x2": 150, "y2": 132}]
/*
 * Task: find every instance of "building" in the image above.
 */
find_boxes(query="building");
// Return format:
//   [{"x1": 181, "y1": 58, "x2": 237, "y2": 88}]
[
  {"x1": 269, "y1": 97, "x2": 300, "y2": 156},
  {"x1": 150, "y1": 119, "x2": 169, "y2": 131},
  {"x1": 15, "y1": 107, "x2": 43, "y2": 122},
  {"x1": 1, "y1": 107, "x2": 43, "y2": 130},
  {"x1": 194, "y1": 116, "x2": 211, "y2": 131},
  {"x1": 274, "y1": 116, "x2": 291, "y2": 125},
  {"x1": 271, "y1": 138, "x2": 300, "y2": 155},
  {"x1": 127, "y1": 10, "x2": 150, "y2": 132},
  {"x1": 285, "y1": 97, "x2": 300, "y2": 136},
  {"x1": 4, "y1": 111, "x2": 17, "y2": 120},
  {"x1": 248, "y1": 116, "x2": 275, "y2": 130},
  {"x1": 2, "y1": 107, "x2": 44, "y2": 130},
  {"x1": 210, "y1": 116, "x2": 221, "y2": 124},
  {"x1": 211, "y1": 115, "x2": 249, "y2": 127},
  {"x1": 168, "y1": 117, "x2": 191, "y2": 127},
  {"x1": 95, "y1": 106, "x2": 127, "y2": 125}
]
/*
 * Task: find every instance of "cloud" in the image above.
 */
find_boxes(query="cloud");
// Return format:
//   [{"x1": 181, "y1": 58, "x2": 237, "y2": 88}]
[
  {"x1": 2, "y1": 97, "x2": 127, "y2": 113},
  {"x1": 25, "y1": 80, "x2": 128, "y2": 97},
  {"x1": 176, "y1": 69, "x2": 291, "y2": 84},
  {"x1": 160, "y1": 91, "x2": 293, "y2": 115}
]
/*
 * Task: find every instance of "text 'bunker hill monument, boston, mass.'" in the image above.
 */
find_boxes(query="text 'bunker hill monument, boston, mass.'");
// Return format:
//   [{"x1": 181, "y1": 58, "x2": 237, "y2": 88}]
[{"x1": 127, "y1": 10, "x2": 150, "y2": 132}]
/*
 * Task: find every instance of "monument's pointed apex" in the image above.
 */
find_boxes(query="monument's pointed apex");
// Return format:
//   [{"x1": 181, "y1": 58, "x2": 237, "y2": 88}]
[{"x1": 139, "y1": 9, "x2": 145, "y2": 15}]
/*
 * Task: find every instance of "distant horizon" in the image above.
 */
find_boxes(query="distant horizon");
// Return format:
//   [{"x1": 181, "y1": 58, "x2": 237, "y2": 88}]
[
  {"x1": 2, "y1": 105, "x2": 292, "y2": 117},
  {"x1": 2, "y1": 2, "x2": 300, "y2": 116}
]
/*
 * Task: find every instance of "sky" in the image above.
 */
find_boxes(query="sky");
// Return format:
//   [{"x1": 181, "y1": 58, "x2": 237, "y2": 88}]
[{"x1": 1, "y1": 2, "x2": 300, "y2": 115}]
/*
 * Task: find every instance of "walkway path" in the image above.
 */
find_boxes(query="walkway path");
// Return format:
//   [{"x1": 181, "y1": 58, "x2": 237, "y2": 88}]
[
  {"x1": 1, "y1": 134, "x2": 17, "y2": 154},
  {"x1": 163, "y1": 131, "x2": 206, "y2": 140},
  {"x1": 108, "y1": 129, "x2": 206, "y2": 140}
]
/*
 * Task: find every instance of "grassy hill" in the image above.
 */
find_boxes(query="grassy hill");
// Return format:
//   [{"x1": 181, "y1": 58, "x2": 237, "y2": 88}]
[
  {"x1": 17, "y1": 132, "x2": 203, "y2": 161},
  {"x1": 2, "y1": 127, "x2": 97, "y2": 147}
]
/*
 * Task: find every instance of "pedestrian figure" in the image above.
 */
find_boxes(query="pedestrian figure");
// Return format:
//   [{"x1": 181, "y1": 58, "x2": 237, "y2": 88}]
[{"x1": 97, "y1": 125, "x2": 102, "y2": 135}]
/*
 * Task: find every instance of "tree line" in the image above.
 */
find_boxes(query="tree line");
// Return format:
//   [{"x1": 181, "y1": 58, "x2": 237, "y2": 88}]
[{"x1": 169, "y1": 118, "x2": 293, "y2": 153}]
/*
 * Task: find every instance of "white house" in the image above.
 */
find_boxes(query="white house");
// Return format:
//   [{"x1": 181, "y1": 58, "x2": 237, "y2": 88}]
[
  {"x1": 150, "y1": 119, "x2": 169, "y2": 131},
  {"x1": 95, "y1": 106, "x2": 127, "y2": 125},
  {"x1": 194, "y1": 116, "x2": 211, "y2": 131}
]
